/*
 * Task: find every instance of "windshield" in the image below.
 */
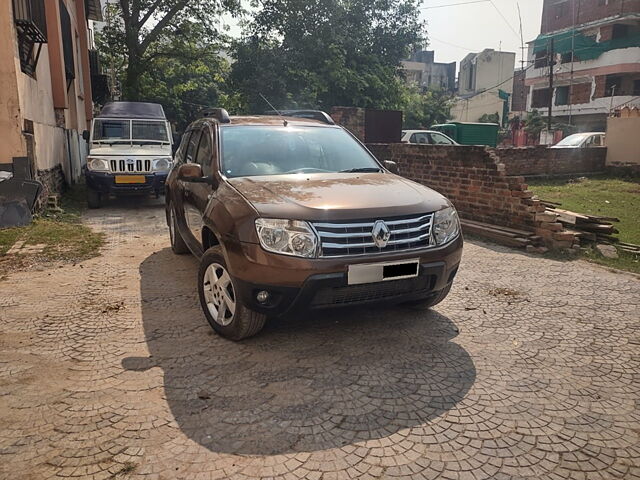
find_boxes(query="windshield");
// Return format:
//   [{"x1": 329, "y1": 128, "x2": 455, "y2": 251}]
[
  {"x1": 555, "y1": 134, "x2": 588, "y2": 147},
  {"x1": 93, "y1": 119, "x2": 169, "y2": 143},
  {"x1": 220, "y1": 126, "x2": 380, "y2": 178}
]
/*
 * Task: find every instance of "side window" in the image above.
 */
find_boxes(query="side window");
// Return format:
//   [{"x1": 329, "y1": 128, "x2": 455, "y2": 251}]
[
  {"x1": 185, "y1": 131, "x2": 201, "y2": 163},
  {"x1": 410, "y1": 133, "x2": 418, "y2": 143},
  {"x1": 413, "y1": 133, "x2": 429, "y2": 144},
  {"x1": 196, "y1": 128, "x2": 213, "y2": 176},
  {"x1": 175, "y1": 131, "x2": 191, "y2": 162},
  {"x1": 430, "y1": 133, "x2": 453, "y2": 145}
]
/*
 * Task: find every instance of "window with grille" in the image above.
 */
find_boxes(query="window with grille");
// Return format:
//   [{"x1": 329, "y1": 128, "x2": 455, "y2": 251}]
[{"x1": 12, "y1": 0, "x2": 47, "y2": 76}]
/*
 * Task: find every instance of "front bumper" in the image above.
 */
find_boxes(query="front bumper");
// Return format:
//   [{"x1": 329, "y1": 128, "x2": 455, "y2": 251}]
[
  {"x1": 228, "y1": 235, "x2": 463, "y2": 316},
  {"x1": 85, "y1": 170, "x2": 168, "y2": 195}
]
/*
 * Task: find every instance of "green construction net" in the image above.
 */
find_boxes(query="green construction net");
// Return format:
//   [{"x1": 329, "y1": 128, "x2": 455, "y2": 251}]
[{"x1": 533, "y1": 29, "x2": 640, "y2": 61}]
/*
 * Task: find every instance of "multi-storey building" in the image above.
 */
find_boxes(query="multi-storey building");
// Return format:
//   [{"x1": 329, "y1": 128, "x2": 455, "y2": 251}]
[
  {"x1": 450, "y1": 49, "x2": 516, "y2": 125},
  {"x1": 525, "y1": 0, "x2": 640, "y2": 130},
  {"x1": 1, "y1": 0, "x2": 102, "y2": 202},
  {"x1": 401, "y1": 50, "x2": 456, "y2": 93}
]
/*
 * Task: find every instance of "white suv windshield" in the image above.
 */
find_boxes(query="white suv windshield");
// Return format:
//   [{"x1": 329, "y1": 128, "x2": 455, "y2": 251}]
[
  {"x1": 93, "y1": 119, "x2": 169, "y2": 143},
  {"x1": 220, "y1": 126, "x2": 381, "y2": 178}
]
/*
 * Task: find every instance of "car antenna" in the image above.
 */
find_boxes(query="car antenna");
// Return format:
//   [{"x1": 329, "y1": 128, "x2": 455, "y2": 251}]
[{"x1": 259, "y1": 93, "x2": 288, "y2": 126}]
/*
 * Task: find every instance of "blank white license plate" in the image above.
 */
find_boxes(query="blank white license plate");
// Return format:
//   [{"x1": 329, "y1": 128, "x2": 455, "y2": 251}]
[{"x1": 348, "y1": 259, "x2": 419, "y2": 285}]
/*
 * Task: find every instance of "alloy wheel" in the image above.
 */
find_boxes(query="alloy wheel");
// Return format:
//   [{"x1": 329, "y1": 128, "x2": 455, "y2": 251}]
[{"x1": 202, "y1": 263, "x2": 236, "y2": 326}]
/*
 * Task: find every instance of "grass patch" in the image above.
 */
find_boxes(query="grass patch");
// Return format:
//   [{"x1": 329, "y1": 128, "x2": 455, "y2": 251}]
[
  {"x1": 528, "y1": 174, "x2": 640, "y2": 274},
  {"x1": 528, "y1": 174, "x2": 640, "y2": 244},
  {"x1": 0, "y1": 185, "x2": 104, "y2": 274}
]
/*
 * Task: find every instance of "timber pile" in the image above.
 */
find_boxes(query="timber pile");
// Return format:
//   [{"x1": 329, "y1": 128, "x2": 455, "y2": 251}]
[
  {"x1": 543, "y1": 206, "x2": 621, "y2": 246},
  {"x1": 460, "y1": 219, "x2": 540, "y2": 249}
]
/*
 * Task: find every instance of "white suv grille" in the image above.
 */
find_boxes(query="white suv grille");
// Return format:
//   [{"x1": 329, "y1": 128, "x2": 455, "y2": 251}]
[
  {"x1": 313, "y1": 213, "x2": 434, "y2": 257},
  {"x1": 110, "y1": 159, "x2": 152, "y2": 173}
]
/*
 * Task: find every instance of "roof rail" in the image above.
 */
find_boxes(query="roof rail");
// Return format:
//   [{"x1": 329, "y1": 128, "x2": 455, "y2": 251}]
[
  {"x1": 265, "y1": 109, "x2": 335, "y2": 125},
  {"x1": 201, "y1": 108, "x2": 230, "y2": 123}
]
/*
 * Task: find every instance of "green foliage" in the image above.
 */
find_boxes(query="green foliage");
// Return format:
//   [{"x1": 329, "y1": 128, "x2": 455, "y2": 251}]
[
  {"x1": 524, "y1": 109, "x2": 546, "y2": 137},
  {"x1": 401, "y1": 88, "x2": 454, "y2": 129},
  {"x1": 478, "y1": 112, "x2": 500, "y2": 124},
  {"x1": 230, "y1": 0, "x2": 425, "y2": 112},
  {"x1": 109, "y1": 0, "x2": 240, "y2": 101},
  {"x1": 96, "y1": 6, "x2": 233, "y2": 130}
]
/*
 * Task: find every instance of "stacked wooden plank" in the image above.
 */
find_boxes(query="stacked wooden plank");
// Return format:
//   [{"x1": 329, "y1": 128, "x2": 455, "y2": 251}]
[
  {"x1": 544, "y1": 206, "x2": 620, "y2": 246},
  {"x1": 460, "y1": 219, "x2": 540, "y2": 249}
]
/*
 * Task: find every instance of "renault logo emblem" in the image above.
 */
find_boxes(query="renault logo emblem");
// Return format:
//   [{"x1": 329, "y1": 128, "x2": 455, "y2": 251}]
[{"x1": 372, "y1": 220, "x2": 391, "y2": 248}]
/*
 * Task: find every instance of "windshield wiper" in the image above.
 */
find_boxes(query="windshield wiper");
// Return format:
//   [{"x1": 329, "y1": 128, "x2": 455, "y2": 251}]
[{"x1": 339, "y1": 167, "x2": 381, "y2": 173}]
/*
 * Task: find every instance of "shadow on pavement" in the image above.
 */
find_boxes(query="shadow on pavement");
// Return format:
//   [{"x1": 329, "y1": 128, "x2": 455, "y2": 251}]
[{"x1": 124, "y1": 248, "x2": 476, "y2": 455}]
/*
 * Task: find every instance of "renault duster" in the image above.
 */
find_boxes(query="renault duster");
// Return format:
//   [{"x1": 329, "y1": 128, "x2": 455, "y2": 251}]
[{"x1": 166, "y1": 109, "x2": 462, "y2": 340}]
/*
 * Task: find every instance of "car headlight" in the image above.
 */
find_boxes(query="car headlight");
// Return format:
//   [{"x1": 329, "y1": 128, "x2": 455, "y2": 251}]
[
  {"x1": 152, "y1": 158, "x2": 172, "y2": 172},
  {"x1": 432, "y1": 206, "x2": 460, "y2": 245},
  {"x1": 255, "y1": 218, "x2": 319, "y2": 258},
  {"x1": 86, "y1": 157, "x2": 109, "y2": 172}
]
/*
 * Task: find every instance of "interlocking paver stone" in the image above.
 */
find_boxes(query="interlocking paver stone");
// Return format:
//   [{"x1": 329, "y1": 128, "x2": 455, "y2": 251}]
[{"x1": 0, "y1": 198, "x2": 639, "y2": 479}]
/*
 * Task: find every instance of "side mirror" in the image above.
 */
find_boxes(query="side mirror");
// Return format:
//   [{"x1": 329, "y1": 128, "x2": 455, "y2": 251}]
[
  {"x1": 384, "y1": 160, "x2": 399, "y2": 175},
  {"x1": 82, "y1": 130, "x2": 90, "y2": 141},
  {"x1": 177, "y1": 163, "x2": 216, "y2": 185}
]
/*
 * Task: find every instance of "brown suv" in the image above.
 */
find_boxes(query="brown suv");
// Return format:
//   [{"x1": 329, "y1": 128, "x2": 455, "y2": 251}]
[{"x1": 166, "y1": 109, "x2": 463, "y2": 340}]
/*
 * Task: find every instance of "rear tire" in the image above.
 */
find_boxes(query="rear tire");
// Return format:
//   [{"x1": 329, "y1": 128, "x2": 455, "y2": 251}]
[
  {"x1": 198, "y1": 246, "x2": 266, "y2": 341},
  {"x1": 168, "y1": 204, "x2": 189, "y2": 254},
  {"x1": 403, "y1": 283, "x2": 453, "y2": 309},
  {"x1": 87, "y1": 189, "x2": 102, "y2": 209}
]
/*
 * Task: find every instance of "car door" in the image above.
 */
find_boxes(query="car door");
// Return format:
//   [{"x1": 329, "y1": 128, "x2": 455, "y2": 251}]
[
  {"x1": 183, "y1": 125, "x2": 215, "y2": 255},
  {"x1": 170, "y1": 129, "x2": 197, "y2": 243},
  {"x1": 174, "y1": 129, "x2": 203, "y2": 253}
]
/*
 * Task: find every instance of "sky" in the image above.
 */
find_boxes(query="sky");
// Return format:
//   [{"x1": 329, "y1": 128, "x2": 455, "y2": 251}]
[
  {"x1": 219, "y1": 0, "x2": 545, "y2": 70},
  {"x1": 419, "y1": 0, "x2": 544, "y2": 66}
]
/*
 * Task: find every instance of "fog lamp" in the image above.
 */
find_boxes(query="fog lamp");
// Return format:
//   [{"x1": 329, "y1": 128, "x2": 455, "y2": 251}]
[{"x1": 256, "y1": 290, "x2": 270, "y2": 303}]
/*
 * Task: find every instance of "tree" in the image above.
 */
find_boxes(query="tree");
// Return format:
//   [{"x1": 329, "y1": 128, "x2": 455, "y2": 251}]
[
  {"x1": 112, "y1": 0, "x2": 240, "y2": 100},
  {"x1": 96, "y1": 17, "x2": 234, "y2": 130},
  {"x1": 230, "y1": 0, "x2": 425, "y2": 112},
  {"x1": 524, "y1": 109, "x2": 545, "y2": 138},
  {"x1": 401, "y1": 87, "x2": 453, "y2": 129}
]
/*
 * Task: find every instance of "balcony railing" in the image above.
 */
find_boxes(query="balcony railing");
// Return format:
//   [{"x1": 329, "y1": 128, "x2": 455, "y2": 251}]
[{"x1": 12, "y1": 0, "x2": 47, "y2": 43}]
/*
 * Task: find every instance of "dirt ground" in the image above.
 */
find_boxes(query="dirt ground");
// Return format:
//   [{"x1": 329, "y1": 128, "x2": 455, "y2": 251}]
[{"x1": 1, "y1": 197, "x2": 639, "y2": 480}]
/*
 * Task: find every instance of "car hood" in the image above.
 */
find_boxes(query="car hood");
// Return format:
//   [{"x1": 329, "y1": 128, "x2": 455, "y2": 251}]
[
  {"x1": 227, "y1": 173, "x2": 451, "y2": 221},
  {"x1": 88, "y1": 145, "x2": 171, "y2": 157}
]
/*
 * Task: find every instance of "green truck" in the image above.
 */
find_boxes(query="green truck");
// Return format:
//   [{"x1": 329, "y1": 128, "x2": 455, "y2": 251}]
[{"x1": 431, "y1": 122, "x2": 499, "y2": 147}]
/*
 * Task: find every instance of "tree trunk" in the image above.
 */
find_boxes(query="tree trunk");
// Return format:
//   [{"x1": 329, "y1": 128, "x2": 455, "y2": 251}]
[
  {"x1": 123, "y1": 22, "x2": 143, "y2": 101},
  {"x1": 124, "y1": 51, "x2": 143, "y2": 101}
]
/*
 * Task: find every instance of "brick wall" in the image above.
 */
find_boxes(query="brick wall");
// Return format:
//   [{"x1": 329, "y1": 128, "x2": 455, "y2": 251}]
[
  {"x1": 570, "y1": 82, "x2": 592, "y2": 104},
  {"x1": 330, "y1": 107, "x2": 365, "y2": 141},
  {"x1": 368, "y1": 143, "x2": 580, "y2": 249},
  {"x1": 593, "y1": 75, "x2": 606, "y2": 99},
  {"x1": 541, "y1": 0, "x2": 640, "y2": 34},
  {"x1": 494, "y1": 146, "x2": 607, "y2": 176}
]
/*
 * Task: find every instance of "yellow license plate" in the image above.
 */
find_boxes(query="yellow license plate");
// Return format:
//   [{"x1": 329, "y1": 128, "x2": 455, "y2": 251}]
[{"x1": 115, "y1": 175, "x2": 146, "y2": 184}]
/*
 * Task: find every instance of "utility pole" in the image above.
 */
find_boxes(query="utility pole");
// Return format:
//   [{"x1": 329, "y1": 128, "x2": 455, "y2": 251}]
[{"x1": 547, "y1": 37, "x2": 554, "y2": 133}]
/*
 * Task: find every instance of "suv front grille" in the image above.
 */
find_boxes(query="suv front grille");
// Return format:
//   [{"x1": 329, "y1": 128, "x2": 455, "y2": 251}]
[
  {"x1": 110, "y1": 159, "x2": 152, "y2": 173},
  {"x1": 311, "y1": 276, "x2": 434, "y2": 307},
  {"x1": 313, "y1": 213, "x2": 434, "y2": 257}
]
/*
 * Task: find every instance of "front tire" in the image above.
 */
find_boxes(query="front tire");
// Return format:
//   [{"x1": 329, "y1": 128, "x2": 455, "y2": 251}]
[
  {"x1": 198, "y1": 246, "x2": 266, "y2": 341},
  {"x1": 168, "y1": 205, "x2": 189, "y2": 254}
]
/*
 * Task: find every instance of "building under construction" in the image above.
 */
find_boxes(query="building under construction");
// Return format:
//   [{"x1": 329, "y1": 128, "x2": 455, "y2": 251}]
[{"x1": 524, "y1": 0, "x2": 640, "y2": 131}]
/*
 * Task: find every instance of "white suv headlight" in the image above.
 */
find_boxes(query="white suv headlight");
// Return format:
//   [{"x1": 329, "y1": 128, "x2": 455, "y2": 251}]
[
  {"x1": 87, "y1": 157, "x2": 109, "y2": 172},
  {"x1": 152, "y1": 158, "x2": 172, "y2": 172},
  {"x1": 432, "y1": 206, "x2": 460, "y2": 245},
  {"x1": 255, "y1": 218, "x2": 319, "y2": 258}
]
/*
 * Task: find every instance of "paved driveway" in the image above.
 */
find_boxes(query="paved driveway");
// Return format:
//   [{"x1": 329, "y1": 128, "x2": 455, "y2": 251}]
[{"x1": 1, "y1": 198, "x2": 639, "y2": 480}]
